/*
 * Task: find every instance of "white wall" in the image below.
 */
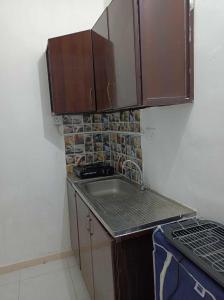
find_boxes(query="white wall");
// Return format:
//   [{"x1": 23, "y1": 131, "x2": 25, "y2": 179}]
[
  {"x1": 142, "y1": 0, "x2": 224, "y2": 223},
  {"x1": 104, "y1": 0, "x2": 112, "y2": 6},
  {"x1": 0, "y1": 0, "x2": 104, "y2": 266}
]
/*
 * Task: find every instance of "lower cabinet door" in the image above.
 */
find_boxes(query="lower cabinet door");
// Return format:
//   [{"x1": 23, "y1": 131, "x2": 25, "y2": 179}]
[
  {"x1": 67, "y1": 182, "x2": 80, "y2": 267},
  {"x1": 76, "y1": 194, "x2": 95, "y2": 300},
  {"x1": 91, "y1": 213, "x2": 115, "y2": 300}
]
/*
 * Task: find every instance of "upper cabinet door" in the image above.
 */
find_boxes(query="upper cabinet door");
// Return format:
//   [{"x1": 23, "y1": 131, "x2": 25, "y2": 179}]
[
  {"x1": 139, "y1": 0, "x2": 194, "y2": 106},
  {"x1": 92, "y1": 10, "x2": 116, "y2": 112},
  {"x1": 47, "y1": 31, "x2": 96, "y2": 114},
  {"x1": 107, "y1": 0, "x2": 141, "y2": 109}
]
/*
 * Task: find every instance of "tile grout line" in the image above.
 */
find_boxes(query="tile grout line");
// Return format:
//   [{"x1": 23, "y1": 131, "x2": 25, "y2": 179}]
[
  {"x1": 66, "y1": 260, "x2": 79, "y2": 300},
  {"x1": 18, "y1": 270, "x2": 21, "y2": 300}
]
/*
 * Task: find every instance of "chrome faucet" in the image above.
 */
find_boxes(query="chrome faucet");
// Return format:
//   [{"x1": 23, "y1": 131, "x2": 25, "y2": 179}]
[{"x1": 122, "y1": 159, "x2": 145, "y2": 191}]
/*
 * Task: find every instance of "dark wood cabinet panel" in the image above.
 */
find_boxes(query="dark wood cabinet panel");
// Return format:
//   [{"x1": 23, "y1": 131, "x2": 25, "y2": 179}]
[
  {"x1": 47, "y1": 0, "x2": 194, "y2": 113},
  {"x1": 139, "y1": 0, "x2": 193, "y2": 106},
  {"x1": 107, "y1": 0, "x2": 141, "y2": 109},
  {"x1": 92, "y1": 9, "x2": 116, "y2": 112},
  {"x1": 114, "y1": 232, "x2": 154, "y2": 300},
  {"x1": 67, "y1": 182, "x2": 80, "y2": 267},
  {"x1": 47, "y1": 30, "x2": 96, "y2": 114},
  {"x1": 91, "y1": 213, "x2": 115, "y2": 300},
  {"x1": 92, "y1": 31, "x2": 116, "y2": 111},
  {"x1": 76, "y1": 194, "x2": 94, "y2": 300}
]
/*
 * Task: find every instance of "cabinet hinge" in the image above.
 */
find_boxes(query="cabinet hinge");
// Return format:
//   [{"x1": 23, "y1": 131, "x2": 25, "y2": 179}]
[{"x1": 189, "y1": 26, "x2": 192, "y2": 43}]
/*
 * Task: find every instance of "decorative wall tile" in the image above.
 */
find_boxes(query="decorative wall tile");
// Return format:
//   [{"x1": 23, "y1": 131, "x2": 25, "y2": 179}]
[
  {"x1": 64, "y1": 125, "x2": 73, "y2": 134},
  {"x1": 71, "y1": 115, "x2": 83, "y2": 124},
  {"x1": 84, "y1": 124, "x2": 92, "y2": 132},
  {"x1": 86, "y1": 153, "x2": 94, "y2": 164},
  {"x1": 63, "y1": 115, "x2": 72, "y2": 124},
  {"x1": 83, "y1": 113, "x2": 92, "y2": 123},
  {"x1": 74, "y1": 134, "x2": 84, "y2": 145},
  {"x1": 93, "y1": 114, "x2": 102, "y2": 123},
  {"x1": 63, "y1": 109, "x2": 142, "y2": 184},
  {"x1": 73, "y1": 125, "x2": 83, "y2": 133},
  {"x1": 92, "y1": 123, "x2": 102, "y2": 131},
  {"x1": 74, "y1": 144, "x2": 84, "y2": 155},
  {"x1": 64, "y1": 136, "x2": 74, "y2": 154}
]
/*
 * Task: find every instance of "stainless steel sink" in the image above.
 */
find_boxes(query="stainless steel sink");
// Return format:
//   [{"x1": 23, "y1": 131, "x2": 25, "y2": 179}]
[
  {"x1": 75, "y1": 175, "x2": 195, "y2": 237},
  {"x1": 81, "y1": 177, "x2": 137, "y2": 201}
]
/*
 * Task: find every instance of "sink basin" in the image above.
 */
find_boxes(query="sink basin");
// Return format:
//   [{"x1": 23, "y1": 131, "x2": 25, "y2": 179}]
[
  {"x1": 81, "y1": 178, "x2": 137, "y2": 201},
  {"x1": 75, "y1": 175, "x2": 195, "y2": 237}
]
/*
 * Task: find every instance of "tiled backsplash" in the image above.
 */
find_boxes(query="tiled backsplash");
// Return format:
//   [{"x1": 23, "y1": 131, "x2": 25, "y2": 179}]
[{"x1": 63, "y1": 109, "x2": 142, "y2": 184}]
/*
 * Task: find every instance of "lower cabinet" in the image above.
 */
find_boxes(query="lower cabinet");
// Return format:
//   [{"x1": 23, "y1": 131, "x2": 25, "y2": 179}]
[
  {"x1": 68, "y1": 185, "x2": 154, "y2": 300},
  {"x1": 76, "y1": 194, "x2": 95, "y2": 300},
  {"x1": 67, "y1": 182, "x2": 80, "y2": 267},
  {"x1": 76, "y1": 193, "x2": 115, "y2": 300},
  {"x1": 91, "y1": 212, "x2": 115, "y2": 300}
]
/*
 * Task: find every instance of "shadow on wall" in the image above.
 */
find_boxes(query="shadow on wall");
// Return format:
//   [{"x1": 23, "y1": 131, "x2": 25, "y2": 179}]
[
  {"x1": 38, "y1": 53, "x2": 64, "y2": 150},
  {"x1": 104, "y1": 0, "x2": 112, "y2": 6},
  {"x1": 141, "y1": 103, "x2": 193, "y2": 188}
]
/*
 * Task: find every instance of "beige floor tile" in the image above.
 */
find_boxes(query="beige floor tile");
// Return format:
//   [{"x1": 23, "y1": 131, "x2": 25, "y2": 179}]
[
  {"x1": 66, "y1": 256, "x2": 77, "y2": 269},
  {"x1": 19, "y1": 268, "x2": 76, "y2": 300},
  {"x1": 0, "y1": 270, "x2": 20, "y2": 287},
  {"x1": 69, "y1": 265, "x2": 90, "y2": 300},
  {"x1": 0, "y1": 282, "x2": 19, "y2": 300},
  {"x1": 20, "y1": 258, "x2": 68, "y2": 280}
]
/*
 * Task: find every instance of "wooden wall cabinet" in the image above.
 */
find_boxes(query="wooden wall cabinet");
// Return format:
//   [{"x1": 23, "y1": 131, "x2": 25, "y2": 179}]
[
  {"x1": 94, "y1": 33, "x2": 117, "y2": 112},
  {"x1": 92, "y1": 0, "x2": 193, "y2": 110},
  {"x1": 92, "y1": 0, "x2": 142, "y2": 111},
  {"x1": 106, "y1": 0, "x2": 141, "y2": 109},
  {"x1": 47, "y1": 30, "x2": 96, "y2": 114},
  {"x1": 47, "y1": 0, "x2": 194, "y2": 114},
  {"x1": 92, "y1": 9, "x2": 116, "y2": 112},
  {"x1": 139, "y1": 0, "x2": 194, "y2": 106}
]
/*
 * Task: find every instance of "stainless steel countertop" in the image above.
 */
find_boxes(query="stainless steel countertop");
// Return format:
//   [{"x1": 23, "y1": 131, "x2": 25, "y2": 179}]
[{"x1": 67, "y1": 175, "x2": 196, "y2": 238}]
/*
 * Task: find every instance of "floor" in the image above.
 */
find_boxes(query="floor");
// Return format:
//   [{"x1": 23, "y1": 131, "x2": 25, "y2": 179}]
[{"x1": 0, "y1": 257, "x2": 90, "y2": 300}]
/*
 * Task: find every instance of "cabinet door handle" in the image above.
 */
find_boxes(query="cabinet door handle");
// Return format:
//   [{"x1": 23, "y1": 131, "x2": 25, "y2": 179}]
[
  {"x1": 89, "y1": 88, "x2": 93, "y2": 108},
  {"x1": 107, "y1": 82, "x2": 112, "y2": 108},
  {"x1": 86, "y1": 215, "x2": 91, "y2": 232},
  {"x1": 90, "y1": 219, "x2": 94, "y2": 236}
]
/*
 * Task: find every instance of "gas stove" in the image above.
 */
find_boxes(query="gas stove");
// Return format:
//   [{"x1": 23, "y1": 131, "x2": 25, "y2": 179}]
[{"x1": 74, "y1": 163, "x2": 114, "y2": 179}]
